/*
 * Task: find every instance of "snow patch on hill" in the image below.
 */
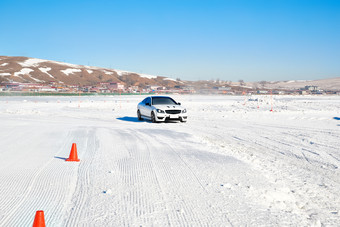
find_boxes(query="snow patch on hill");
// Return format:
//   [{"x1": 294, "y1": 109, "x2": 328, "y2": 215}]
[
  {"x1": 115, "y1": 70, "x2": 130, "y2": 76},
  {"x1": 84, "y1": 65, "x2": 103, "y2": 70},
  {"x1": 29, "y1": 75, "x2": 44, "y2": 82},
  {"x1": 0, "y1": 73, "x2": 11, "y2": 76},
  {"x1": 103, "y1": 70, "x2": 114, "y2": 75},
  {"x1": 48, "y1": 60, "x2": 82, "y2": 68},
  {"x1": 18, "y1": 58, "x2": 47, "y2": 67},
  {"x1": 61, "y1": 68, "x2": 81, "y2": 76},
  {"x1": 16, "y1": 57, "x2": 84, "y2": 70},
  {"x1": 14, "y1": 68, "x2": 44, "y2": 82},
  {"x1": 164, "y1": 77, "x2": 177, "y2": 81},
  {"x1": 0, "y1": 63, "x2": 9, "y2": 67},
  {"x1": 285, "y1": 80, "x2": 310, "y2": 84},
  {"x1": 139, "y1": 73, "x2": 157, "y2": 79},
  {"x1": 39, "y1": 67, "x2": 54, "y2": 78},
  {"x1": 14, "y1": 68, "x2": 34, "y2": 77}
]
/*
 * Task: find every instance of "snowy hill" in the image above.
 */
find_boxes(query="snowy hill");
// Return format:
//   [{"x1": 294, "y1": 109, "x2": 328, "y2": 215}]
[
  {"x1": 0, "y1": 56, "x2": 180, "y2": 88},
  {"x1": 1, "y1": 56, "x2": 339, "y2": 91}
]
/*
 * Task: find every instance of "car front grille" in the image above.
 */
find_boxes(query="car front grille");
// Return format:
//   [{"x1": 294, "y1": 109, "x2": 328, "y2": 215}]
[{"x1": 165, "y1": 110, "x2": 181, "y2": 114}]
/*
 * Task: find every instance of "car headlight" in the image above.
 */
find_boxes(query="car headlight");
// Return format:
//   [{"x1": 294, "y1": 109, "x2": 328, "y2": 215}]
[
  {"x1": 182, "y1": 109, "x2": 187, "y2": 113},
  {"x1": 156, "y1": 109, "x2": 165, "y2": 113}
]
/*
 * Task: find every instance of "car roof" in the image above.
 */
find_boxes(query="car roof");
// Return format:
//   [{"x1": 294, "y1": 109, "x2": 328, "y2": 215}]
[{"x1": 148, "y1": 96, "x2": 172, "y2": 98}]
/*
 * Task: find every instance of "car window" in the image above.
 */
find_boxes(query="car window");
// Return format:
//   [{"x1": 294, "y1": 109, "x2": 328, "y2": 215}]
[
  {"x1": 152, "y1": 97, "x2": 177, "y2": 105},
  {"x1": 145, "y1": 97, "x2": 151, "y2": 105}
]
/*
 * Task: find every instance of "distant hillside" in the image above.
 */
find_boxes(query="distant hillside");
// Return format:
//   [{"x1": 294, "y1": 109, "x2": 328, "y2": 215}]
[
  {"x1": 1, "y1": 56, "x2": 339, "y2": 91},
  {"x1": 242, "y1": 78, "x2": 340, "y2": 91},
  {"x1": 0, "y1": 56, "x2": 181, "y2": 88}
]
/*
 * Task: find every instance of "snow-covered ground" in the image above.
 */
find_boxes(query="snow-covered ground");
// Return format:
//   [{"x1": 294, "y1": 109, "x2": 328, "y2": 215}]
[{"x1": 0, "y1": 95, "x2": 339, "y2": 226}]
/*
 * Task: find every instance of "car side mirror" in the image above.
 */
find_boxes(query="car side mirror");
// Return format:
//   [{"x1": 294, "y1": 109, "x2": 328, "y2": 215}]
[
  {"x1": 146, "y1": 103, "x2": 150, "y2": 106},
  {"x1": 177, "y1": 102, "x2": 181, "y2": 105}
]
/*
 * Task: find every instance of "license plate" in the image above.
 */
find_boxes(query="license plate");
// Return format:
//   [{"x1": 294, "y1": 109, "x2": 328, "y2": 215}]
[{"x1": 170, "y1": 115, "x2": 178, "y2": 119}]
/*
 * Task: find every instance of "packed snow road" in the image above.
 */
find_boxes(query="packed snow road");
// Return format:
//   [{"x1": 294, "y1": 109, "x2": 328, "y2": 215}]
[{"x1": 0, "y1": 95, "x2": 339, "y2": 226}]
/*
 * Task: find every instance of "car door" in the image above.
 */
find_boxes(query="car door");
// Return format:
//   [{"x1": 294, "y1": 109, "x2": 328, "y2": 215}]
[
  {"x1": 143, "y1": 97, "x2": 152, "y2": 117},
  {"x1": 139, "y1": 98, "x2": 146, "y2": 116}
]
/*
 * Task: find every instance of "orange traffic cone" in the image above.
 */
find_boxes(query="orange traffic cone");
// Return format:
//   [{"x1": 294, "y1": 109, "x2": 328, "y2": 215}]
[
  {"x1": 66, "y1": 143, "x2": 80, "y2": 162},
  {"x1": 33, "y1": 210, "x2": 46, "y2": 227}
]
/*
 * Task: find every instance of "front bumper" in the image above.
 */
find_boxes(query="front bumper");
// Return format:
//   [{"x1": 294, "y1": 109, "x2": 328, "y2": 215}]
[{"x1": 155, "y1": 112, "x2": 187, "y2": 122}]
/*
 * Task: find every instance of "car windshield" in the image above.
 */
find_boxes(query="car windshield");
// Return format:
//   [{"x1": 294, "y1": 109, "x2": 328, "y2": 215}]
[{"x1": 152, "y1": 97, "x2": 177, "y2": 105}]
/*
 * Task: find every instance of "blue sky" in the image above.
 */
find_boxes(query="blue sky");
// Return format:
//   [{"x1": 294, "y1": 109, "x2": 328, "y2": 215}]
[{"x1": 0, "y1": 0, "x2": 339, "y2": 81}]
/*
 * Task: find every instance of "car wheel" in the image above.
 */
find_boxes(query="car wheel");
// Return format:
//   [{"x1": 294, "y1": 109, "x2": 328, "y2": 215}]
[
  {"x1": 137, "y1": 110, "x2": 142, "y2": 121},
  {"x1": 151, "y1": 112, "x2": 157, "y2": 123},
  {"x1": 180, "y1": 118, "x2": 187, "y2": 123}
]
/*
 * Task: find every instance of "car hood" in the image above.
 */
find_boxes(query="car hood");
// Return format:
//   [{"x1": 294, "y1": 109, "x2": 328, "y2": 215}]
[{"x1": 153, "y1": 104, "x2": 185, "y2": 110}]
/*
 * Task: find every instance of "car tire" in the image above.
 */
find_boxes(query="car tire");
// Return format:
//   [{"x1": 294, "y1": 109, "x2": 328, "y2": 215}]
[
  {"x1": 180, "y1": 118, "x2": 187, "y2": 123},
  {"x1": 137, "y1": 110, "x2": 142, "y2": 121},
  {"x1": 151, "y1": 112, "x2": 157, "y2": 123}
]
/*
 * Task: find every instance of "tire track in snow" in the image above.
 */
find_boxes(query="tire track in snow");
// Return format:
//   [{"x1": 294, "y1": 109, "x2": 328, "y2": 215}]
[
  {"x1": 114, "y1": 129, "x2": 171, "y2": 226},
  {"x1": 188, "y1": 117, "x2": 340, "y2": 225},
  {"x1": 64, "y1": 128, "x2": 99, "y2": 226},
  {"x1": 61, "y1": 127, "x2": 172, "y2": 226},
  {"x1": 144, "y1": 130, "x2": 289, "y2": 226},
  {"x1": 0, "y1": 129, "x2": 82, "y2": 226},
  {"x1": 66, "y1": 126, "x2": 234, "y2": 226},
  {"x1": 135, "y1": 129, "x2": 233, "y2": 226}
]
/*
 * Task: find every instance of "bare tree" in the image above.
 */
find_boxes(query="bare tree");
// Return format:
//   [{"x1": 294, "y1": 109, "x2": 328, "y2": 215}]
[{"x1": 238, "y1": 79, "x2": 245, "y2": 86}]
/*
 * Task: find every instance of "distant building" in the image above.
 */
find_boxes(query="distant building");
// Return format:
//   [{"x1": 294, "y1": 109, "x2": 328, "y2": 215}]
[
  {"x1": 218, "y1": 86, "x2": 231, "y2": 91},
  {"x1": 182, "y1": 86, "x2": 196, "y2": 94},
  {"x1": 108, "y1": 82, "x2": 125, "y2": 91},
  {"x1": 146, "y1": 85, "x2": 160, "y2": 91},
  {"x1": 98, "y1": 82, "x2": 110, "y2": 88},
  {"x1": 40, "y1": 86, "x2": 57, "y2": 92},
  {"x1": 157, "y1": 86, "x2": 167, "y2": 90},
  {"x1": 1, "y1": 82, "x2": 20, "y2": 90},
  {"x1": 272, "y1": 90, "x2": 286, "y2": 95},
  {"x1": 127, "y1": 86, "x2": 139, "y2": 93},
  {"x1": 305, "y1": 86, "x2": 319, "y2": 91},
  {"x1": 299, "y1": 90, "x2": 308, "y2": 95},
  {"x1": 99, "y1": 88, "x2": 111, "y2": 93}
]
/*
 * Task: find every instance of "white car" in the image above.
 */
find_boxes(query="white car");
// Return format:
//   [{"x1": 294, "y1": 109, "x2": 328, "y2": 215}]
[{"x1": 137, "y1": 96, "x2": 187, "y2": 123}]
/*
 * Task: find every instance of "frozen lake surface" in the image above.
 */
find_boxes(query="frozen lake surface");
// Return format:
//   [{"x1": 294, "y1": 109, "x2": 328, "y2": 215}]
[{"x1": 0, "y1": 95, "x2": 339, "y2": 226}]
